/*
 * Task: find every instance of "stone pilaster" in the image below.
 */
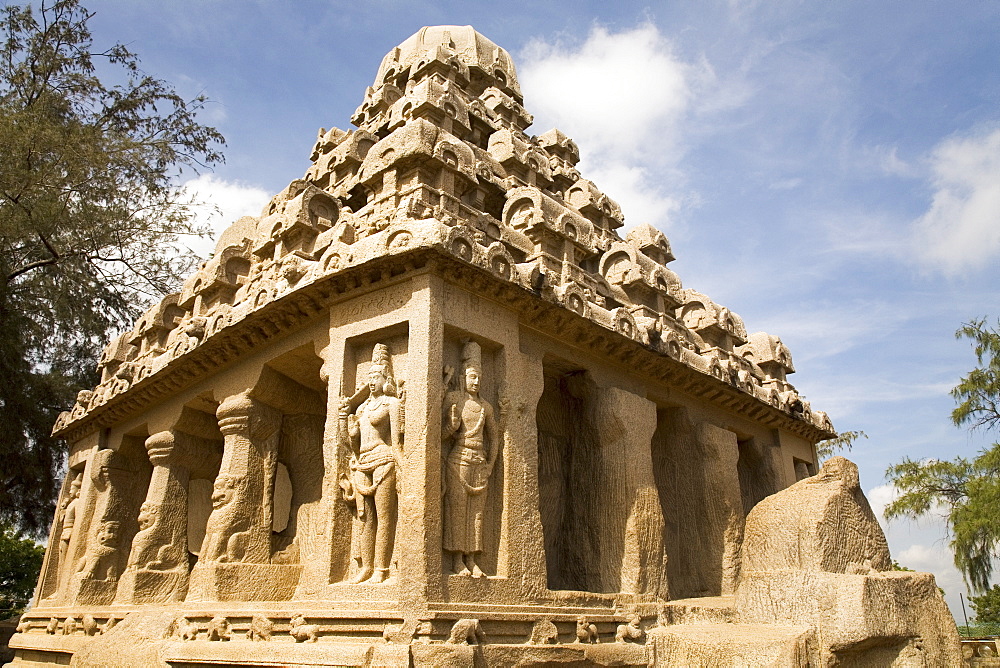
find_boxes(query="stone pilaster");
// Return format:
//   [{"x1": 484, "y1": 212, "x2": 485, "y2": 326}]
[
  {"x1": 697, "y1": 422, "x2": 745, "y2": 595},
  {"x1": 187, "y1": 392, "x2": 290, "y2": 601},
  {"x1": 65, "y1": 448, "x2": 131, "y2": 605},
  {"x1": 115, "y1": 431, "x2": 191, "y2": 603},
  {"x1": 597, "y1": 387, "x2": 665, "y2": 597}
]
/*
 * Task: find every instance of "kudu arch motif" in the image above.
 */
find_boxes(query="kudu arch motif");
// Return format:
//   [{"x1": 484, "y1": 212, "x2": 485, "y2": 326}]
[{"x1": 15, "y1": 24, "x2": 960, "y2": 667}]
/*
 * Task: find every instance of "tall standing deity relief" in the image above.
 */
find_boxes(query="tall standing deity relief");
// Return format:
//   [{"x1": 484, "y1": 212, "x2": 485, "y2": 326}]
[
  {"x1": 51, "y1": 474, "x2": 82, "y2": 597},
  {"x1": 442, "y1": 340, "x2": 500, "y2": 578},
  {"x1": 57, "y1": 476, "x2": 82, "y2": 566},
  {"x1": 338, "y1": 344, "x2": 403, "y2": 584}
]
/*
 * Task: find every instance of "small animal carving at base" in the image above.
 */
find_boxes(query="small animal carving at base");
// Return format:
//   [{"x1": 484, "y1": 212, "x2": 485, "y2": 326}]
[
  {"x1": 82, "y1": 614, "x2": 99, "y2": 636},
  {"x1": 62, "y1": 617, "x2": 77, "y2": 635},
  {"x1": 575, "y1": 616, "x2": 599, "y2": 643},
  {"x1": 15, "y1": 617, "x2": 29, "y2": 634},
  {"x1": 100, "y1": 617, "x2": 117, "y2": 634},
  {"x1": 528, "y1": 619, "x2": 559, "y2": 645},
  {"x1": 289, "y1": 614, "x2": 319, "y2": 643},
  {"x1": 615, "y1": 614, "x2": 644, "y2": 644},
  {"x1": 207, "y1": 615, "x2": 231, "y2": 641},
  {"x1": 46, "y1": 618, "x2": 58, "y2": 635},
  {"x1": 447, "y1": 618, "x2": 485, "y2": 645},
  {"x1": 249, "y1": 616, "x2": 273, "y2": 642},
  {"x1": 171, "y1": 617, "x2": 198, "y2": 641}
]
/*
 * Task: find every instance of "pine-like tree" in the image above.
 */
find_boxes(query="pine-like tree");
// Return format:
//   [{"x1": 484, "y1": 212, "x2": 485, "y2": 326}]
[
  {"x1": 0, "y1": 0, "x2": 224, "y2": 536},
  {"x1": 885, "y1": 318, "x2": 1000, "y2": 593}
]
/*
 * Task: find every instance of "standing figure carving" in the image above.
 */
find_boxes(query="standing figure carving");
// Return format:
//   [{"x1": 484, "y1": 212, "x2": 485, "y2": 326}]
[
  {"x1": 442, "y1": 340, "x2": 499, "y2": 577},
  {"x1": 57, "y1": 475, "x2": 82, "y2": 579},
  {"x1": 339, "y1": 344, "x2": 402, "y2": 584}
]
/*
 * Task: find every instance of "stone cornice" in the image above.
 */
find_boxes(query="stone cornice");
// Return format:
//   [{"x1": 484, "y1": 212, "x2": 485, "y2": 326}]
[{"x1": 56, "y1": 238, "x2": 833, "y2": 445}]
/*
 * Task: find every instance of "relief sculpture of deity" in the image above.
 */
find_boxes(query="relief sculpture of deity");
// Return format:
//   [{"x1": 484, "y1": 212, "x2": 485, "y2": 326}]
[
  {"x1": 338, "y1": 344, "x2": 402, "y2": 584},
  {"x1": 442, "y1": 340, "x2": 499, "y2": 577},
  {"x1": 57, "y1": 475, "x2": 82, "y2": 576}
]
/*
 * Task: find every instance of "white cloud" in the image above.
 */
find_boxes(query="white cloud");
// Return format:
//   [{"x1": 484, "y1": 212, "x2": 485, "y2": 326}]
[
  {"x1": 913, "y1": 127, "x2": 1000, "y2": 273},
  {"x1": 768, "y1": 177, "x2": 803, "y2": 191},
  {"x1": 520, "y1": 24, "x2": 692, "y2": 157},
  {"x1": 752, "y1": 299, "x2": 909, "y2": 362},
  {"x1": 867, "y1": 483, "x2": 898, "y2": 520},
  {"x1": 899, "y1": 542, "x2": 953, "y2": 572},
  {"x1": 817, "y1": 210, "x2": 905, "y2": 258},
  {"x1": 871, "y1": 145, "x2": 918, "y2": 178},
  {"x1": 584, "y1": 162, "x2": 683, "y2": 230},
  {"x1": 806, "y1": 377, "x2": 954, "y2": 423},
  {"x1": 518, "y1": 24, "x2": 711, "y2": 229},
  {"x1": 181, "y1": 174, "x2": 271, "y2": 259}
]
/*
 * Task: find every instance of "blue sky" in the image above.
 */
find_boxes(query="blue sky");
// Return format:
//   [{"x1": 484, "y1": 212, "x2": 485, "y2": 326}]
[{"x1": 79, "y1": 0, "x2": 999, "y2": 618}]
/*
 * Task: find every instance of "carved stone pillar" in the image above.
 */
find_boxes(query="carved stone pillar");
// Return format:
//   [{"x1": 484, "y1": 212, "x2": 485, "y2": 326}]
[
  {"x1": 187, "y1": 392, "x2": 288, "y2": 601},
  {"x1": 697, "y1": 422, "x2": 745, "y2": 595},
  {"x1": 595, "y1": 387, "x2": 664, "y2": 597},
  {"x1": 65, "y1": 449, "x2": 132, "y2": 605},
  {"x1": 114, "y1": 431, "x2": 190, "y2": 604}
]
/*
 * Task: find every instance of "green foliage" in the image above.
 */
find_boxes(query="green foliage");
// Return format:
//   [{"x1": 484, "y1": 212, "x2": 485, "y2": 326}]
[
  {"x1": 970, "y1": 584, "x2": 1000, "y2": 624},
  {"x1": 817, "y1": 429, "x2": 867, "y2": 460},
  {"x1": 0, "y1": 524, "x2": 44, "y2": 616},
  {"x1": 957, "y1": 622, "x2": 1000, "y2": 639},
  {"x1": 0, "y1": 0, "x2": 223, "y2": 536},
  {"x1": 885, "y1": 318, "x2": 1000, "y2": 594},
  {"x1": 953, "y1": 318, "x2": 1000, "y2": 432}
]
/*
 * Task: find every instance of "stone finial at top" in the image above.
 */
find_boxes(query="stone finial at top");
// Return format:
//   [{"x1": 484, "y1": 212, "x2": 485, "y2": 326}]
[
  {"x1": 375, "y1": 26, "x2": 521, "y2": 100},
  {"x1": 536, "y1": 129, "x2": 580, "y2": 166}
]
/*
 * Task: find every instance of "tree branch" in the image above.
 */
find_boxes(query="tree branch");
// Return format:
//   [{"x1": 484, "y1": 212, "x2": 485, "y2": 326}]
[{"x1": 7, "y1": 256, "x2": 59, "y2": 281}]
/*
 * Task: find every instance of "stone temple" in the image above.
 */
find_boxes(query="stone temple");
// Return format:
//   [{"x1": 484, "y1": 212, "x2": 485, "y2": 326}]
[{"x1": 12, "y1": 25, "x2": 960, "y2": 667}]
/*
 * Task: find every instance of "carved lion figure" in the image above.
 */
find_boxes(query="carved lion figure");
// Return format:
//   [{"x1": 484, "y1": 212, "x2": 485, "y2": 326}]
[
  {"x1": 77, "y1": 520, "x2": 121, "y2": 580},
  {"x1": 615, "y1": 614, "x2": 644, "y2": 643},
  {"x1": 171, "y1": 617, "x2": 198, "y2": 641},
  {"x1": 575, "y1": 616, "x2": 599, "y2": 643},
  {"x1": 207, "y1": 615, "x2": 231, "y2": 641},
  {"x1": 249, "y1": 616, "x2": 273, "y2": 642},
  {"x1": 201, "y1": 474, "x2": 250, "y2": 563},
  {"x1": 126, "y1": 502, "x2": 178, "y2": 571},
  {"x1": 289, "y1": 614, "x2": 319, "y2": 643},
  {"x1": 528, "y1": 619, "x2": 558, "y2": 645}
]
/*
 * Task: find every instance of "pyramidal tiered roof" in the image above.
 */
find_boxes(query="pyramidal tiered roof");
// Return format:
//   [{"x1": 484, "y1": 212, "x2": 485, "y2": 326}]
[{"x1": 54, "y1": 25, "x2": 834, "y2": 439}]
